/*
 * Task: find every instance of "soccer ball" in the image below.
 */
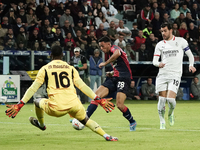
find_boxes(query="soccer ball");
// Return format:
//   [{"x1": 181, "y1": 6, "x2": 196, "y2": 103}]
[{"x1": 72, "y1": 118, "x2": 85, "y2": 130}]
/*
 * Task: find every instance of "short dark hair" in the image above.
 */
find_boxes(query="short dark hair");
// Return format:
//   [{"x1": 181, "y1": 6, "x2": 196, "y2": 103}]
[
  {"x1": 98, "y1": 36, "x2": 111, "y2": 43},
  {"x1": 51, "y1": 45, "x2": 63, "y2": 57},
  {"x1": 161, "y1": 22, "x2": 172, "y2": 30}
]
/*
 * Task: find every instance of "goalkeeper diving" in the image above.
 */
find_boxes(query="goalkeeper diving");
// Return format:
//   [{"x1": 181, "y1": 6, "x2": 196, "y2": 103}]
[{"x1": 5, "y1": 45, "x2": 117, "y2": 141}]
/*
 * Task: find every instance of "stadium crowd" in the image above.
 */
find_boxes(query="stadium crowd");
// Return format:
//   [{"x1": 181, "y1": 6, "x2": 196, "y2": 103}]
[{"x1": 0, "y1": 0, "x2": 199, "y2": 61}]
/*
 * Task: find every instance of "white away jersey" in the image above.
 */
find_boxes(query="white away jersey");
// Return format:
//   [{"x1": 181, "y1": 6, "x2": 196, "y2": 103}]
[{"x1": 154, "y1": 36, "x2": 189, "y2": 77}]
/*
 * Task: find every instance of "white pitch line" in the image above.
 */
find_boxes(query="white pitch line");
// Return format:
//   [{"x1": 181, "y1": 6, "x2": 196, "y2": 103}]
[{"x1": 0, "y1": 122, "x2": 200, "y2": 132}]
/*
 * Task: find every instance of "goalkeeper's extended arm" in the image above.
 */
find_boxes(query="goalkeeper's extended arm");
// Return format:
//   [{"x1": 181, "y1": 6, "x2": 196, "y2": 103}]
[
  {"x1": 74, "y1": 79, "x2": 115, "y2": 112},
  {"x1": 5, "y1": 81, "x2": 42, "y2": 118}
]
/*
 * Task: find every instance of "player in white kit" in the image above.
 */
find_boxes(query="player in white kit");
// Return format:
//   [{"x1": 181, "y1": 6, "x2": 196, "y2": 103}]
[{"x1": 153, "y1": 23, "x2": 196, "y2": 129}]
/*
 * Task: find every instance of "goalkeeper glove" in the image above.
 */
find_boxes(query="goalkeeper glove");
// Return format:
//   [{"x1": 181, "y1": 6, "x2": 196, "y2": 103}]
[
  {"x1": 94, "y1": 96, "x2": 115, "y2": 113},
  {"x1": 5, "y1": 100, "x2": 25, "y2": 118}
]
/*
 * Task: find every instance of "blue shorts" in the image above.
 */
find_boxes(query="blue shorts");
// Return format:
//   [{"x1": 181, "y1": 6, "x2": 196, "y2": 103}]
[{"x1": 102, "y1": 77, "x2": 131, "y2": 94}]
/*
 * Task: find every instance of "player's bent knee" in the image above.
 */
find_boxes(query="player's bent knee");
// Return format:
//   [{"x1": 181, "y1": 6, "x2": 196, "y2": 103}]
[{"x1": 34, "y1": 98, "x2": 42, "y2": 108}]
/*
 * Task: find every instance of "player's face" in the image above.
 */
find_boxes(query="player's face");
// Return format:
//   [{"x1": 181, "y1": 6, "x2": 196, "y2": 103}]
[
  {"x1": 161, "y1": 26, "x2": 172, "y2": 40},
  {"x1": 99, "y1": 42, "x2": 110, "y2": 53}
]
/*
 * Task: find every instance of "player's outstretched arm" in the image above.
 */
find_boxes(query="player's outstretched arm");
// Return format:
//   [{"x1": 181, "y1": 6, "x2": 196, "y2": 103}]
[
  {"x1": 185, "y1": 50, "x2": 196, "y2": 73},
  {"x1": 74, "y1": 78, "x2": 115, "y2": 112},
  {"x1": 5, "y1": 81, "x2": 42, "y2": 118}
]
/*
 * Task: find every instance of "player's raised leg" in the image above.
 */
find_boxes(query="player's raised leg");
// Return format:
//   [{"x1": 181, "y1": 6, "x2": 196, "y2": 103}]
[
  {"x1": 157, "y1": 94, "x2": 167, "y2": 129},
  {"x1": 167, "y1": 90, "x2": 177, "y2": 126},
  {"x1": 86, "y1": 86, "x2": 109, "y2": 117},
  {"x1": 29, "y1": 98, "x2": 46, "y2": 130},
  {"x1": 116, "y1": 92, "x2": 137, "y2": 131}
]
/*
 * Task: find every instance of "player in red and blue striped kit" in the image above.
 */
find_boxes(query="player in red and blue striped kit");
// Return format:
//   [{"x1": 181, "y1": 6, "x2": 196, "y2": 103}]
[{"x1": 86, "y1": 36, "x2": 137, "y2": 131}]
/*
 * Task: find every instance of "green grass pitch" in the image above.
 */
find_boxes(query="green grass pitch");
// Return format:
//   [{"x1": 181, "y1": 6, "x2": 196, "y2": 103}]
[{"x1": 1, "y1": 100, "x2": 200, "y2": 150}]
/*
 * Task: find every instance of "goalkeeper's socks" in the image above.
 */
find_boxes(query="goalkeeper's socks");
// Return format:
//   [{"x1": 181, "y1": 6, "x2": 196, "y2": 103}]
[
  {"x1": 122, "y1": 106, "x2": 135, "y2": 124},
  {"x1": 86, "y1": 101, "x2": 98, "y2": 118}
]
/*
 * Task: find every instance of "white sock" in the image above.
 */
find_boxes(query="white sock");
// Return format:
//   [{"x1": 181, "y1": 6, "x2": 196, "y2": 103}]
[
  {"x1": 103, "y1": 134, "x2": 110, "y2": 138},
  {"x1": 158, "y1": 96, "x2": 166, "y2": 124},
  {"x1": 38, "y1": 122, "x2": 45, "y2": 128},
  {"x1": 167, "y1": 98, "x2": 176, "y2": 117}
]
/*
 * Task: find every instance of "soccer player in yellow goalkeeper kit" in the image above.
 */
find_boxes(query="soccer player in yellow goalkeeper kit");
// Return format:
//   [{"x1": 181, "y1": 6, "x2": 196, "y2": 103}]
[{"x1": 5, "y1": 46, "x2": 118, "y2": 141}]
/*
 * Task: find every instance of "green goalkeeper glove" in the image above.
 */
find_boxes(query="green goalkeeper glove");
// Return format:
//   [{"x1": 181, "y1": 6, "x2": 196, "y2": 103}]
[
  {"x1": 5, "y1": 100, "x2": 25, "y2": 118},
  {"x1": 94, "y1": 96, "x2": 115, "y2": 113}
]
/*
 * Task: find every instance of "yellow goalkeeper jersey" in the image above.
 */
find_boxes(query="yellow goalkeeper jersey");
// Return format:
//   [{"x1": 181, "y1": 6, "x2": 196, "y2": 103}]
[{"x1": 35, "y1": 60, "x2": 80, "y2": 110}]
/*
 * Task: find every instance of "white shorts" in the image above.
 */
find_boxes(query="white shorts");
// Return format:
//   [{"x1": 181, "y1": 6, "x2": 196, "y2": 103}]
[{"x1": 155, "y1": 75, "x2": 181, "y2": 94}]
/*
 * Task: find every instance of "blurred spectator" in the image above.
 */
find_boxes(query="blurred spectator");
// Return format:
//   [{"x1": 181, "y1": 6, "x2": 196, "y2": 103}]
[
  {"x1": 16, "y1": 27, "x2": 28, "y2": 48},
  {"x1": 145, "y1": 33, "x2": 158, "y2": 60},
  {"x1": 57, "y1": 2, "x2": 65, "y2": 18},
  {"x1": 180, "y1": 2, "x2": 190, "y2": 16},
  {"x1": 135, "y1": 0, "x2": 148, "y2": 14},
  {"x1": 41, "y1": 41, "x2": 50, "y2": 50},
  {"x1": 95, "y1": 11, "x2": 105, "y2": 28},
  {"x1": 107, "y1": 21, "x2": 117, "y2": 43},
  {"x1": 85, "y1": 11, "x2": 95, "y2": 28},
  {"x1": 70, "y1": 47, "x2": 88, "y2": 104},
  {"x1": 13, "y1": 17, "x2": 25, "y2": 37},
  {"x1": 137, "y1": 3, "x2": 154, "y2": 30},
  {"x1": 52, "y1": 22, "x2": 58, "y2": 33},
  {"x1": 17, "y1": 8, "x2": 28, "y2": 27},
  {"x1": 81, "y1": 0, "x2": 92, "y2": 18},
  {"x1": 4, "y1": 39, "x2": 16, "y2": 50},
  {"x1": 101, "y1": 0, "x2": 119, "y2": 24},
  {"x1": 132, "y1": 30, "x2": 146, "y2": 51},
  {"x1": 183, "y1": 32, "x2": 192, "y2": 43},
  {"x1": 5, "y1": 8, "x2": 17, "y2": 25},
  {"x1": 188, "y1": 22, "x2": 198, "y2": 40},
  {"x1": 32, "y1": 41, "x2": 40, "y2": 50},
  {"x1": 74, "y1": 20, "x2": 87, "y2": 37},
  {"x1": 59, "y1": 8, "x2": 74, "y2": 28},
  {"x1": 102, "y1": 29, "x2": 108, "y2": 37},
  {"x1": 172, "y1": 22, "x2": 180, "y2": 37},
  {"x1": 64, "y1": 32, "x2": 77, "y2": 57},
  {"x1": 162, "y1": 12, "x2": 173, "y2": 24},
  {"x1": 43, "y1": 26, "x2": 56, "y2": 47},
  {"x1": 17, "y1": 41, "x2": 27, "y2": 50},
  {"x1": 142, "y1": 24, "x2": 153, "y2": 39},
  {"x1": 41, "y1": 6, "x2": 55, "y2": 25},
  {"x1": 125, "y1": 44, "x2": 136, "y2": 61},
  {"x1": 74, "y1": 29, "x2": 87, "y2": 52},
  {"x1": 1, "y1": 17, "x2": 11, "y2": 29},
  {"x1": 141, "y1": 77, "x2": 157, "y2": 100},
  {"x1": 170, "y1": 3, "x2": 180, "y2": 20},
  {"x1": 178, "y1": 22, "x2": 188, "y2": 37},
  {"x1": 131, "y1": 22, "x2": 139, "y2": 40},
  {"x1": 190, "y1": 76, "x2": 200, "y2": 100},
  {"x1": 174, "y1": 13, "x2": 186, "y2": 28},
  {"x1": 191, "y1": 3, "x2": 200, "y2": 26},
  {"x1": 74, "y1": 11, "x2": 87, "y2": 27},
  {"x1": 29, "y1": 29, "x2": 42, "y2": 47},
  {"x1": 70, "y1": 0, "x2": 81, "y2": 24},
  {"x1": 86, "y1": 25, "x2": 95, "y2": 35},
  {"x1": 185, "y1": 12, "x2": 196, "y2": 28},
  {"x1": 158, "y1": 2, "x2": 169, "y2": 21},
  {"x1": 126, "y1": 80, "x2": 140, "y2": 100},
  {"x1": 54, "y1": 27, "x2": 64, "y2": 47},
  {"x1": 152, "y1": 2, "x2": 159, "y2": 14},
  {"x1": 89, "y1": 49, "x2": 103, "y2": 91},
  {"x1": 96, "y1": 23, "x2": 104, "y2": 39},
  {"x1": 136, "y1": 43, "x2": 148, "y2": 61},
  {"x1": 190, "y1": 38, "x2": 200, "y2": 56},
  {"x1": 4, "y1": 28, "x2": 16, "y2": 44},
  {"x1": 61, "y1": 20, "x2": 75, "y2": 39},
  {"x1": 101, "y1": 17, "x2": 109, "y2": 30},
  {"x1": 151, "y1": 12, "x2": 162, "y2": 39},
  {"x1": 86, "y1": 40, "x2": 99, "y2": 59},
  {"x1": 114, "y1": 35, "x2": 126, "y2": 50},
  {"x1": 176, "y1": 87, "x2": 183, "y2": 100},
  {"x1": 36, "y1": 0, "x2": 45, "y2": 19},
  {"x1": 87, "y1": 30, "x2": 97, "y2": 45},
  {"x1": 93, "y1": 3, "x2": 102, "y2": 17},
  {"x1": 26, "y1": 8, "x2": 41, "y2": 27},
  {"x1": 48, "y1": 0, "x2": 58, "y2": 21},
  {"x1": 116, "y1": 20, "x2": 132, "y2": 41}
]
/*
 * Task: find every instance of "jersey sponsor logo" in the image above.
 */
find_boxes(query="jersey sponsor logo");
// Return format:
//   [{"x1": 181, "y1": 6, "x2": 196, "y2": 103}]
[{"x1": 163, "y1": 50, "x2": 179, "y2": 57}]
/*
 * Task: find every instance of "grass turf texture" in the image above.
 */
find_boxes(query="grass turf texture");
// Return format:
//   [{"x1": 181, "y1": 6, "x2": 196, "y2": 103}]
[{"x1": 0, "y1": 100, "x2": 200, "y2": 150}]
